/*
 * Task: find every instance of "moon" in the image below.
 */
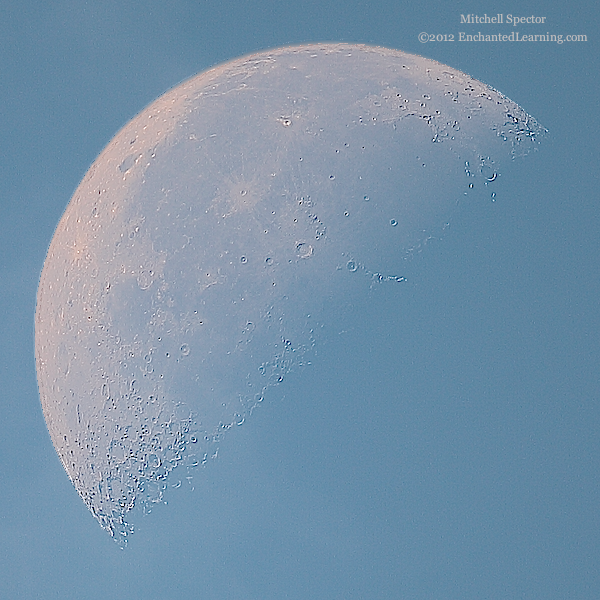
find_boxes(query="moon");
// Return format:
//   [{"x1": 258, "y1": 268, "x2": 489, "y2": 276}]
[{"x1": 35, "y1": 43, "x2": 544, "y2": 544}]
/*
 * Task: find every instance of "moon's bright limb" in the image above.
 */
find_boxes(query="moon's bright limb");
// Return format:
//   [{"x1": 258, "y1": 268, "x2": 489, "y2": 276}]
[{"x1": 35, "y1": 43, "x2": 544, "y2": 544}]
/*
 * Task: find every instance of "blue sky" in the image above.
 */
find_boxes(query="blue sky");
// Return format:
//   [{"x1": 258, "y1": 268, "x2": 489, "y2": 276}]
[{"x1": 1, "y1": 1, "x2": 599, "y2": 598}]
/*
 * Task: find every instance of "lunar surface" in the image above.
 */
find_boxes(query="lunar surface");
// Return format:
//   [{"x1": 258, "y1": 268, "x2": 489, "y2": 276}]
[{"x1": 35, "y1": 43, "x2": 544, "y2": 544}]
